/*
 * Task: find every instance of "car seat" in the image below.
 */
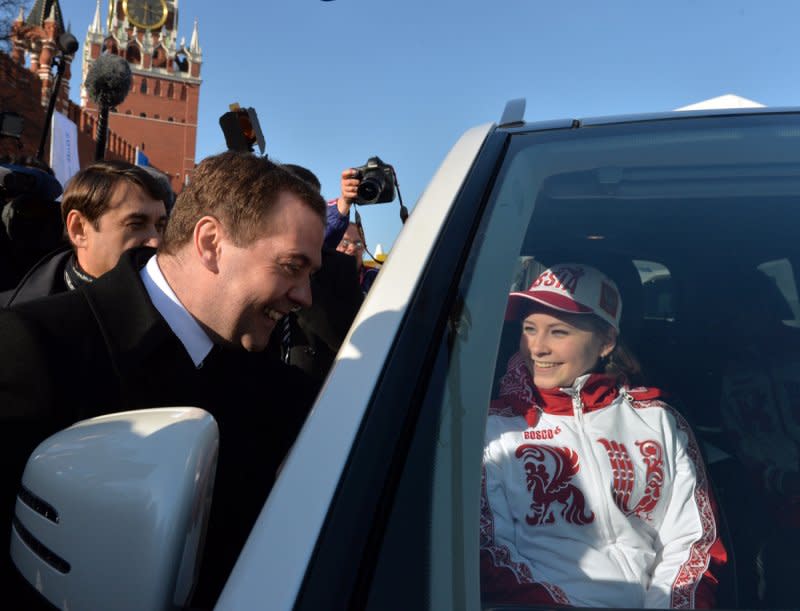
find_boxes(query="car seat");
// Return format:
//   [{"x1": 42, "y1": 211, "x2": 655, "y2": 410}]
[{"x1": 714, "y1": 266, "x2": 800, "y2": 608}]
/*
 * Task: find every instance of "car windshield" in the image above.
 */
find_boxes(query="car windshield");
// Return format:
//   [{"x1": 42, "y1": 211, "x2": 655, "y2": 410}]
[
  {"x1": 479, "y1": 113, "x2": 800, "y2": 609},
  {"x1": 496, "y1": 112, "x2": 800, "y2": 398},
  {"x1": 347, "y1": 111, "x2": 800, "y2": 611}
]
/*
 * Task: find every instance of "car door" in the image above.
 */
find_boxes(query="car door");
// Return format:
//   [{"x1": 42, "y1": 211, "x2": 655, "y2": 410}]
[
  {"x1": 215, "y1": 120, "x2": 510, "y2": 610},
  {"x1": 220, "y1": 109, "x2": 800, "y2": 611}
]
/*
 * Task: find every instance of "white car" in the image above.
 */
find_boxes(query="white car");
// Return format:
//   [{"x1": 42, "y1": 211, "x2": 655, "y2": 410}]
[{"x1": 13, "y1": 101, "x2": 800, "y2": 610}]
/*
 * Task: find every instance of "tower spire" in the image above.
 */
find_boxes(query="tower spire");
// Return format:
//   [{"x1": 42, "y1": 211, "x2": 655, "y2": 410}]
[
  {"x1": 173, "y1": 0, "x2": 180, "y2": 31},
  {"x1": 189, "y1": 18, "x2": 200, "y2": 55},
  {"x1": 25, "y1": 0, "x2": 64, "y2": 32},
  {"x1": 90, "y1": 0, "x2": 103, "y2": 34},
  {"x1": 25, "y1": 0, "x2": 65, "y2": 31}
]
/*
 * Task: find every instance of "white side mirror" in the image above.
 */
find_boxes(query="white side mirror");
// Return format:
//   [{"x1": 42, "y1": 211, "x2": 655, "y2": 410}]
[{"x1": 10, "y1": 407, "x2": 218, "y2": 611}]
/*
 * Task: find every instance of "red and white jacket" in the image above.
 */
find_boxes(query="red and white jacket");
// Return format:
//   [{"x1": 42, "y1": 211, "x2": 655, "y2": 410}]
[{"x1": 481, "y1": 353, "x2": 727, "y2": 608}]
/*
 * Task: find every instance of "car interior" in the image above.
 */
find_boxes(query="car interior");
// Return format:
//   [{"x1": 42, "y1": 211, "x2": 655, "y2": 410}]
[{"x1": 486, "y1": 159, "x2": 800, "y2": 608}]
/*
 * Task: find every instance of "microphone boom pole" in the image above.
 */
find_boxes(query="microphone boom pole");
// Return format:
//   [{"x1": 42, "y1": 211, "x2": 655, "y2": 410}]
[
  {"x1": 36, "y1": 32, "x2": 79, "y2": 161},
  {"x1": 36, "y1": 61, "x2": 66, "y2": 161},
  {"x1": 94, "y1": 102, "x2": 110, "y2": 161},
  {"x1": 85, "y1": 54, "x2": 132, "y2": 161}
]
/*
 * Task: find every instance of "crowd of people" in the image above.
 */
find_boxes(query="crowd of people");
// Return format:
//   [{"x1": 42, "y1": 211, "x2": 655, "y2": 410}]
[{"x1": 0, "y1": 152, "x2": 730, "y2": 609}]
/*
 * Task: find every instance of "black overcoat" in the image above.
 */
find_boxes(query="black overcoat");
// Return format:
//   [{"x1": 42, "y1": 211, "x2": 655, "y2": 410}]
[{"x1": 0, "y1": 247, "x2": 319, "y2": 607}]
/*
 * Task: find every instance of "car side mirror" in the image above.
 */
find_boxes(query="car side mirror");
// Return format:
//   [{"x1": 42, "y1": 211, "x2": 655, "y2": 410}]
[{"x1": 10, "y1": 407, "x2": 218, "y2": 610}]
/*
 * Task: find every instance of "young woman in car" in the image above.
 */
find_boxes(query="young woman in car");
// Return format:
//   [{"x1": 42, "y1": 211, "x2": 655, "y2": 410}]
[{"x1": 480, "y1": 263, "x2": 727, "y2": 609}]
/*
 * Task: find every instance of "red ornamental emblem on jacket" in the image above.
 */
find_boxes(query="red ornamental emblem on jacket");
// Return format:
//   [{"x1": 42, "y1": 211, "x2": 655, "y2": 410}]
[
  {"x1": 598, "y1": 438, "x2": 665, "y2": 521},
  {"x1": 515, "y1": 444, "x2": 595, "y2": 526}
]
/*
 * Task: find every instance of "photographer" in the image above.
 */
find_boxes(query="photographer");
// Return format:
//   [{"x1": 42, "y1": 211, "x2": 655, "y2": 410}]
[
  {"x1": 324, "y1": 167, "x2": 361, "y2": 250},
  {"x1": 272, "y1": 164, "x2": 363, "y2": 382},
  {"x1": 337, "y1": 221, "x2": 378, "y2": 295},
  {"x1": 325, "y1": 158, "x2": 398, "y2": 294},
  {"x1": 323, "y1": 168, "x2": 373, "y2": 294}
]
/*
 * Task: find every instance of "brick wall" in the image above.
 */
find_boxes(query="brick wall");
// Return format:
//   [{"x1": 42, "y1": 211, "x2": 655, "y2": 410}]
[
  {"x1": 0, "y1": 51, "x2": 135, "y2": 169},
  {"x1": 84, "y1": 73, "x2": 200, "y2": 192}
]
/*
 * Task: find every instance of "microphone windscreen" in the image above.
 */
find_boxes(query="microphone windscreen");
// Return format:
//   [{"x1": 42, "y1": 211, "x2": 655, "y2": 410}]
[{"x1": 86, "y1": 54, "x2": 132, "y2": 107}]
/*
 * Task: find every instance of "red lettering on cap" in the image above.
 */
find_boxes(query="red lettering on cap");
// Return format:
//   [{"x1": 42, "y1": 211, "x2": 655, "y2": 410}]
[{"x1": 531, "y1": 267, "x2": 584, "y2": 295}]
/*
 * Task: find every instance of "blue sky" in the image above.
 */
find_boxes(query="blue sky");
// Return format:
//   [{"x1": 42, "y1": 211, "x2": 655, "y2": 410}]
[{"x1": 55, "y1": 0, "x2": 800, "y2": 252}]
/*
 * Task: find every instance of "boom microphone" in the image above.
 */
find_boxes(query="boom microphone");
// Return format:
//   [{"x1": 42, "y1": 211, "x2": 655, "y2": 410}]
[
  {"x1": 86, "y1": 54, "x2": 132, "y2": 160},
  {"x1": 86, "y1": 53, "x2": 131, "y2": 108}
]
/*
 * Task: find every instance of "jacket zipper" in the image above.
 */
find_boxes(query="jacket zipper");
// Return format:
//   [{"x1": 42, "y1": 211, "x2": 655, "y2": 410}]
[{"x1": 569, "y1": 390, "x2": 620, "y2": 548}]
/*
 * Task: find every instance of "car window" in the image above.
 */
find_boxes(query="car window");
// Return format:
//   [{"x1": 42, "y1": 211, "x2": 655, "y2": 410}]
[
  {"x1": 758, "y1": 257, "x2": 800, "y2": 327},
  {"x1": 364, "y1": 113, "x2": 800, "y2": 610},
  {"x1": 635, "y1": 259, "x2": 675, "y2": 321}
]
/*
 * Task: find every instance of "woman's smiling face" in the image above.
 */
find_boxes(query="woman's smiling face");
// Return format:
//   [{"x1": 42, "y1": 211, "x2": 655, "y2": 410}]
[{"x1": 519, "y1": 308, "x2": 616, "y2": 389}]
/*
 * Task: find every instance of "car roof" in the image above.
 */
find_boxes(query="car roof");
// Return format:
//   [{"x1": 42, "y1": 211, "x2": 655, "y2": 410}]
[{"x1": 502, "y1": 105, "x2": 800, "y2": 134}]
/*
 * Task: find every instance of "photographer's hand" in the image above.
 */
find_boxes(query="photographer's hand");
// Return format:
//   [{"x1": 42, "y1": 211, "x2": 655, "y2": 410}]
[{"x1": 337, "y1": 168, "x2": 360, "y2": 217}]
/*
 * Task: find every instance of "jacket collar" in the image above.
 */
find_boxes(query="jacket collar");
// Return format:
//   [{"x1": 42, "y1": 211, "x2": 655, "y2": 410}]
[
  {"x1": 2, "y1": 246, "x2": 71, "y2": 307},
  {"x1": 141, "y1": 254, "x2": 214, "y2": 367},
  {"x1": 79, "y1": 247, "x2": 180, "y2": 376},
  {"x1": 495, "y1": 351, "x2": 619, "y2": 426}
]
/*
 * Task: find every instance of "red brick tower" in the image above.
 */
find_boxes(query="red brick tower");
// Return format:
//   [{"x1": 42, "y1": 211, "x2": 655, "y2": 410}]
[
  {"x1": 10, "y1": 0, "x2": 75, "y2": 115},
  {"x1": 81, "y1": 0, "x2": 202, "y2": 192}
]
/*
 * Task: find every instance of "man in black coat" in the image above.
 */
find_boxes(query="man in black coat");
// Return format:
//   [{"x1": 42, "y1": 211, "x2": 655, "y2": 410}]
[
  {"x1": 274, "y1": 164, "x2": 363, "y2": 382},
  {"x1": 282, "y1": 248, "x2": 363, "y2": 381},
  {"x1": 1, "y1": 160, "x2": 170, "y2": 307},
  {"x1": 0, "y1": 151, "x2": 326, "y2": 607}
]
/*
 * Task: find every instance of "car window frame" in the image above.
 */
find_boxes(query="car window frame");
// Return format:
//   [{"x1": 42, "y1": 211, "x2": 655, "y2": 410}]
[{"x1": 292, "y1": 129, "x2": 511, "y2": 610}]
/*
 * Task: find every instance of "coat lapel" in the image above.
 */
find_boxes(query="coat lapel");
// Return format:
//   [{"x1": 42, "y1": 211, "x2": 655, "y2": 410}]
[{"x1": 79, "y1": 248, "x2": 198, "y2": 401}]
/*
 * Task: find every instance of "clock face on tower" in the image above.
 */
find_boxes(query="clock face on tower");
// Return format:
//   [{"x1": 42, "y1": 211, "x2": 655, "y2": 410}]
[{"x1": 123, "y1": 0, "x2": 168, "y2": 30}]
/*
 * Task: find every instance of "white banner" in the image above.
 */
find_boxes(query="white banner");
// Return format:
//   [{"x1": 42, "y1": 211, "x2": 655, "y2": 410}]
[{"x1": 49, "y1": 111, "x2": 80, "y2": 190}]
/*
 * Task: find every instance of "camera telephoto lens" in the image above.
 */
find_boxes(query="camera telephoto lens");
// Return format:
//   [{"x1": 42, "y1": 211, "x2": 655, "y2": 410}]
[{"x1": 357, "y1": 173, "x2": 385, "y2": 203}]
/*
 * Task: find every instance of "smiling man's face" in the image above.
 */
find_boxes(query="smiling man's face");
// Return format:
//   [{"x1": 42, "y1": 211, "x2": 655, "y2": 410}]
[{"x1": 213, "y1": 190, "x2": 323, "y2": 352}]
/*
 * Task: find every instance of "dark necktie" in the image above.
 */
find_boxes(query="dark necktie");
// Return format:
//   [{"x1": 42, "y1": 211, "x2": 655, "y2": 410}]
[{"x1": 281, "y1": 315, "x2": 292, "y2": 364}]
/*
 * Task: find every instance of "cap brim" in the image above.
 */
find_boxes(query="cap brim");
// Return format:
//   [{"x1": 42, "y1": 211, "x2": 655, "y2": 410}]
[{"x1": 505, "y1": 291, "x2": 594, "y2": 321}]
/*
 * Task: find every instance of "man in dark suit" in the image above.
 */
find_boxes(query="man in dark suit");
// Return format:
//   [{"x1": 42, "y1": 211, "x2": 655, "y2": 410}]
[
  {"x1": 0, "y1": 151, "x2": 326, "y2": 607},
  {"x1": 276, "y1": 164, "x2": 363, "y2": 382},
  {"x1": 283, "y1": 248, "x2": 363, "y2": 381},
  {"x1": 1, "y1": 160, "x2": 170, "y2": 307}
]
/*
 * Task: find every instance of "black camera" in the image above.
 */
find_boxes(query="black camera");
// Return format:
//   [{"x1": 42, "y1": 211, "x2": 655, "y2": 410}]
[{"x1": 353, "y1": 156, "x2": 396, "y2": 204}]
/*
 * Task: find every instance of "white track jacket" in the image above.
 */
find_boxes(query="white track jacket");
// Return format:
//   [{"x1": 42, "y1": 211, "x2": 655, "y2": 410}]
[{"x1": 481, "y1": 354, "x2": 726, "y2": 608}]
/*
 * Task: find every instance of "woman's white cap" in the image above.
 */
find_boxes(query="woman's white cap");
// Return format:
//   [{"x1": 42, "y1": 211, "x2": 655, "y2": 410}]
[{"x1": 506, "y1": 263, "x2": 622, "y2": 330}]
